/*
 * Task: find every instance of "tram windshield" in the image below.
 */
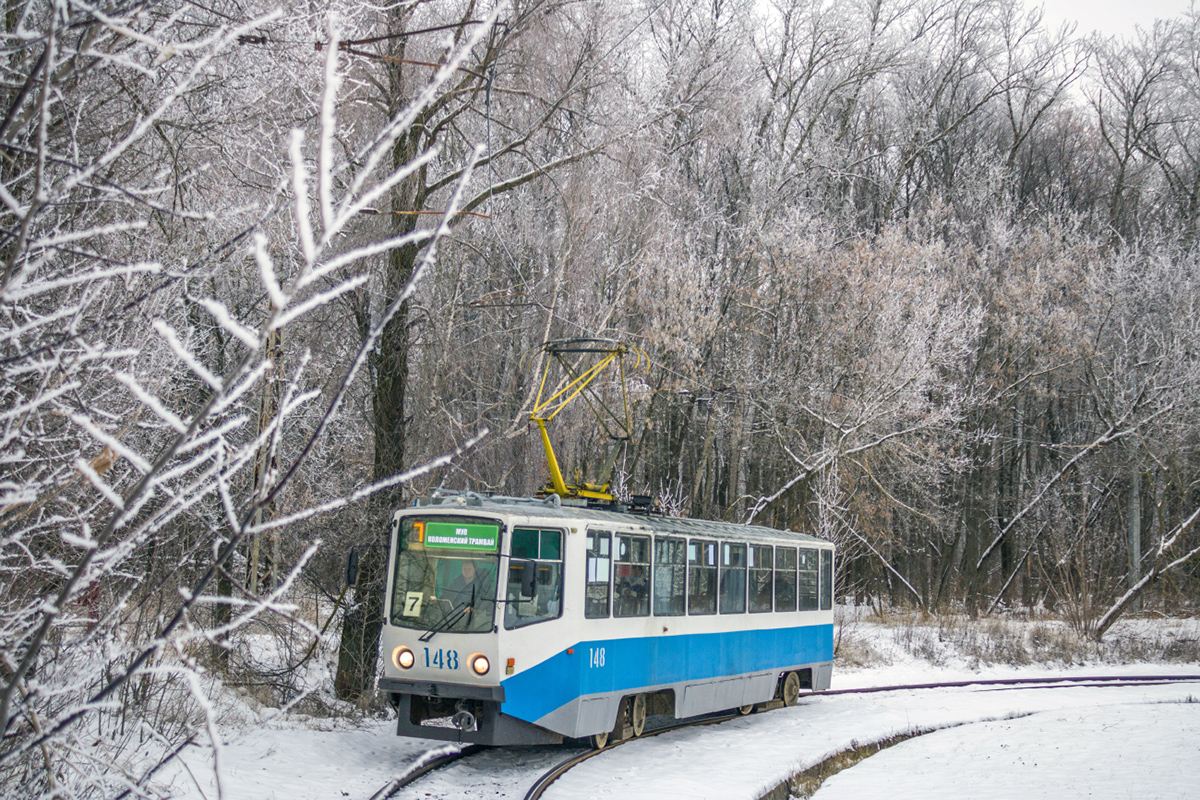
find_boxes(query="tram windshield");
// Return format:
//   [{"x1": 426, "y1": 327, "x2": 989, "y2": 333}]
[{"x1": 390, "y1": 516, "x2": 500, "y2": 634}]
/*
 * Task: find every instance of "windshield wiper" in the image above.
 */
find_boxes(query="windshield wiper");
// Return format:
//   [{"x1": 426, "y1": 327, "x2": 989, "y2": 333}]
[
  {"x1": 418, "y1": 583, "x2": 480, "y2": 643},
  {"x1": 418, "y1": 599, "x2": 468, "y2": 642}
]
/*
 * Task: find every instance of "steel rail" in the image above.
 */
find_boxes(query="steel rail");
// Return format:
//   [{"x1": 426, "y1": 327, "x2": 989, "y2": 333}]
[
  {"x1": 524, "y1": 713, "x2": 738, "y2": 800},
  {"x1": 368, "y1": 744, "x2": 486, "y2": 800},
  {"x1": 816, "y1": 673, "x2": 1200, "y2": 696}
]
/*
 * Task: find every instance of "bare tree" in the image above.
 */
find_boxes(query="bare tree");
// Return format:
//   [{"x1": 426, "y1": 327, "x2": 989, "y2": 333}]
[
  {"x1": 1089, "y1": 21, "x2": 1180, "y2": 241},
  {"x1": 0, "y1": 3, "x2": 487, "y2": 794},
  {"x1": 332, "y1": 0, "x2": 636, "y2": 702}
]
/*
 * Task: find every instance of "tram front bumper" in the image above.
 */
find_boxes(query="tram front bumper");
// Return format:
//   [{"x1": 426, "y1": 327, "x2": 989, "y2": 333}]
[{"x1": 380, "y1": 677, "x2": 561, "y2": 746}]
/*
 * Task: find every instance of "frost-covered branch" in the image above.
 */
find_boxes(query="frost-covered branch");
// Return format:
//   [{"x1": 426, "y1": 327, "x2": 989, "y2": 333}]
[{"x1": 0, "y1": 3, "x2": 495, "y2": 795}]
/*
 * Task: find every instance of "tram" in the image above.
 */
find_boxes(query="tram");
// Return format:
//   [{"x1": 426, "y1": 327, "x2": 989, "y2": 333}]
[{"x1": 377, "y1": 490, "x2": 835, "y2": 747}]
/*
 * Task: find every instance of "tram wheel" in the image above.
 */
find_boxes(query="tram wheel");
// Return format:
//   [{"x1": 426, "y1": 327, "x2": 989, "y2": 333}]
[
  {"x1": 736, "y1": 703, "x2": 754, "y2": 716},
  {"x1": 631, "y1": 694, "x2": 646, "y2": 737},
  {"x1": 590, "y1": 730, "x2": 609, "y2": 750},
  {"x1": 782, "y1": 671, "x2": 801, "y2": 707}
]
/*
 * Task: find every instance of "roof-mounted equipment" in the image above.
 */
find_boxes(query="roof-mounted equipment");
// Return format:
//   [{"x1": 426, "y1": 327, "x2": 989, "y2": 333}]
[{"x1": 528, "y1": 338, "x2": 644, "y2": 505}]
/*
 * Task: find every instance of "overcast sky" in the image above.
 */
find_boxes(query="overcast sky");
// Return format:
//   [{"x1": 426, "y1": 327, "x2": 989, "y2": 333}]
[{"x1": 1033, "y1": 0, "x2": 1194, "y2": 36}]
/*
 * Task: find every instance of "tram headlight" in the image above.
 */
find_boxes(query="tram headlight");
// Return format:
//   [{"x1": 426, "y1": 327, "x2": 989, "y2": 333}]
[
  {"x1": 468, "y1": 652, "x2": 490, "y2": 676},
  {"x1": 392, "y1": 646, "x2": 415, "y2": 670}
]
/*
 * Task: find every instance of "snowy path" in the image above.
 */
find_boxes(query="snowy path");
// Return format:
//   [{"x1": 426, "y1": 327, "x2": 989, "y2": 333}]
[{"x1": 163, "y1": 667, "x2": 1200, "y2": 800}]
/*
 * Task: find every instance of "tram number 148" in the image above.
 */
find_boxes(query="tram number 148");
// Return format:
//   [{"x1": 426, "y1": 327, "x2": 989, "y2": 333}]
[
  {"x1": 424, "y1": 648, "x2": 459, "y2": 670},
  {"x1": 588, "y1": 647, "x2": 605, "y2": 668}
]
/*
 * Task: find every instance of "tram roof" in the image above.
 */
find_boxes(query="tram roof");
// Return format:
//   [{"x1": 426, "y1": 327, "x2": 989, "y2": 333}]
[{"x1": 408, "y1": 491, "x2": 831, "y2": 548}]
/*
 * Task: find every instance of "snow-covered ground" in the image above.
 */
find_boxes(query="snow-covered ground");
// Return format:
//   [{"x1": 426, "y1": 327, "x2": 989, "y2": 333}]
[
  {"x1": 812, "y1": 702, "x2": 1200, "y2": 800},
  {"x1": 160, "y1": 615, "x2": 1200, "y2": 800},
  {"x1": 543, "y1": 672, "x2": 1200, "y2": 800}
]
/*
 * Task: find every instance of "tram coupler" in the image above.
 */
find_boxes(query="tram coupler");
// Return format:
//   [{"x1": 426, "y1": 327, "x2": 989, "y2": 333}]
[{"x1": 452, "y1": 701, "x2": 477, "y2": 731}]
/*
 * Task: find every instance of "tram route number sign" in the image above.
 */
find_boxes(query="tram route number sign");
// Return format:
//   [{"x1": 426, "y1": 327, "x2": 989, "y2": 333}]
[
  {"x1": 423, "y1": 521, "x2": 500, "y2": 551},
  {"x1": 403, "y1": 591, "x2": 423, "y2": 617}
]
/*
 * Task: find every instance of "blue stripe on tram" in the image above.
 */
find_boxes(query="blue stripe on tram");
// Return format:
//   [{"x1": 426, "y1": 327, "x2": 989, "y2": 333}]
[{"x1": 500, "y1": 623, "x2": 834, "y2": 723}]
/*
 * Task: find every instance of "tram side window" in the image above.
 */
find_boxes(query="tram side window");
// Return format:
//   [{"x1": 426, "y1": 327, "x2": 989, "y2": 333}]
[
  {"x1": 504, "y1": 528, "x2": 563, "y2": 630},
  {"x1": 720, "y1": 542, "x2": 747, "y2": 614},
  {"x1": 775, "y1": 547, "x2": 797, "y2": 612},
  {"x1": 820, "y1": 548, "x2": 834, "y2": 610},
  {"x1": 585, "y1": 531, "x2": 612, "y2": 619},
  {"x1": 798, "y1": 548, "x2": 819, "y2": 610},
  {"x1": 653, "y1": 537, "x2": 686, "y2": 616},
  {"x1": 749, "y1": 545, "x2": 773, "y2": 613},
  {"x1": 614, "y1": 535, "x2": 651, "y2": 617},
  {"x1": 687, "y1": 540, "x2": 717, "y2": 615}
]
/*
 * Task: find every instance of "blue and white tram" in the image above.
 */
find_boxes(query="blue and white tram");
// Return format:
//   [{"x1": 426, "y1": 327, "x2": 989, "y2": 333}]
[{"x1": 378, "y1": 491, "x2": 835, "y2": 747}]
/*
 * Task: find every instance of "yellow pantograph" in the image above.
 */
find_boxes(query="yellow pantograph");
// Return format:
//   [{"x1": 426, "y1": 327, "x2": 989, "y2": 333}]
[{"x1": 529, "y1": 338, "x2": 645, "y2": 503}]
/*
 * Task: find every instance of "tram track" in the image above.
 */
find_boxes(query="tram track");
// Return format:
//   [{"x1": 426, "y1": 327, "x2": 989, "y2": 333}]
[
  {"x1": 523, "y1": 712, "x2": 739, "y2": 800},
  {"x1": 370, "y1": 673, "x2": 1200, "y2": 800},
  {"x1": 366, "y1": 712, "x2": 739, "y2": 800},
  {"x1": 367, "y1": 744, "x2": 486, "y2": 800},
  {"x1": 817, "y1": 672, "x2": 1200, "y2": 696}
]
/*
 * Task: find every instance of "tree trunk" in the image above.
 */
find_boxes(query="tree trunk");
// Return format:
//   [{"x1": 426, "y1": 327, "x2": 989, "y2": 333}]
[
  {"x1": 333, "y1": 6, "x2": 424, "y2": 700},
  {"x1": 1127, "y1": 463, "x2": 1142, "y2": 612}
]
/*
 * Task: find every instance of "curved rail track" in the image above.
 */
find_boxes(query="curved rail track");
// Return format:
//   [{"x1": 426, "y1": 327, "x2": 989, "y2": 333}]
[
  {"x1": 818, "y1": 672, "x2": 1200, "y2": 695},
  {"x1": 367, "y1": 744, "x2": 486, "y2": 800},
  {"x1": 522, "y1": 712, "x2": 740, "y2": 800},
  {"x1": 372, "y1": 673, "x2": 1200, "y2": 800}
]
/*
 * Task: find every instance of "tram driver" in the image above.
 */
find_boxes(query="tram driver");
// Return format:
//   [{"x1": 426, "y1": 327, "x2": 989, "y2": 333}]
[{"x1": 445, "y1": 559, "x2": 492, "y2": 613}]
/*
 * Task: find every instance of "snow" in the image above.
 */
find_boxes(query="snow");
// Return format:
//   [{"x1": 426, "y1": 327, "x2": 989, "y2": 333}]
[
  {"x1": 163, "y1": 721, "x2": 432, "y2": 800},
  {"x1": 813, "y1": 703, "x2": 1200, "y2": 800},
  {"x1": 159, "y1": 617, "x2": 1200, "y2": 800},
  {"x1": 543, "y1": 678, "x2": 1200, "y2": 800}
]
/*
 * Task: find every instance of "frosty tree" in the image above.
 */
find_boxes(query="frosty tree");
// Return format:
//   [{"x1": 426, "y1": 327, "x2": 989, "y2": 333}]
[
  {"x1": 2, "y1": 4, "x2": 1199, "y2": 796},
  {"x1": 0, "y1": 2, "x2": 489, "y2": 795}
]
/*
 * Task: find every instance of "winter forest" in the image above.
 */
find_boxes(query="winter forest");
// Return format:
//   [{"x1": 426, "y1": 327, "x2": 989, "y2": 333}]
[{"x1": 3, "y1": 0, "x2": 1200, "y2": 795}]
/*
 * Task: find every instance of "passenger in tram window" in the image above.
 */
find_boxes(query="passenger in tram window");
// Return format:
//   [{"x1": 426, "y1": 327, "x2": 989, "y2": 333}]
[
  {"x1": 614, "y1": 563, "x2": 649, "y2": 616},
  {"x1": 447, "y1": 559, "x2": 490, "y2": 610}
]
